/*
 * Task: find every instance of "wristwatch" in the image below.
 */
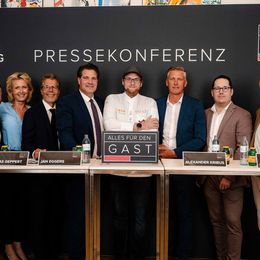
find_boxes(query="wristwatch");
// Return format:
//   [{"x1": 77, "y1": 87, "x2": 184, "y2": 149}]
[{"x1": 136, "y1": 122, "x2": 142, "y2": 129}]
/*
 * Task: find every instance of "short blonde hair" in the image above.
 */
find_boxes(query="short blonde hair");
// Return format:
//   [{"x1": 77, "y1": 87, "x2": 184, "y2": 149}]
[
  {"x1": 6, "y1": 72, "x2": 33, "y2": 103},
  {"x1": 166, "y1": 66, "x2": 187, "y2": 80}
]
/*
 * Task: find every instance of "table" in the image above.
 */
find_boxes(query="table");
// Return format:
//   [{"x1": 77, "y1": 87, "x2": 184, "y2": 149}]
[
  {"x1": 0, "y1": 164, "x2": 92, "y2": 260},
  {"x1": 89, "y1": 158, "x2": 165, "y2": 260},
  {"x1": 161, "y1": 158, "x2": 260, "y2": 260}
]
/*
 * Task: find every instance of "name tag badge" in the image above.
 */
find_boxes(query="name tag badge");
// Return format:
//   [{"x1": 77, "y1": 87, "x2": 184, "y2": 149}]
[
  {"x1": 183, "y1": 151, "x2": 226, "y2": 167},
  {"x1": 0, "y1": 151, "x2": 29, "y2": 165},
  {"x1": 39, "y1": 151, "x2": 81, "y2": 165}
]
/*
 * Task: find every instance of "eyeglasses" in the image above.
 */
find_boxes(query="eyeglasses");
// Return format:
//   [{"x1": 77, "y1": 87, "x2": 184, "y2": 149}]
[
  {"x1": 212, "y1": 86, "x2": 231, "y2": 93},
  {"x1": 124, "y1": 77, "x2": 141, "y2": 84},
  {"x1": 42, "y1": 85, "x2": 59, "y2": 91}
]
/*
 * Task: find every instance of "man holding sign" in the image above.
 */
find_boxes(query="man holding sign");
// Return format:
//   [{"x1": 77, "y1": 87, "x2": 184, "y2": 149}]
[{"x1": 103, "y1": 66, "x2": 159, "y2": 260}]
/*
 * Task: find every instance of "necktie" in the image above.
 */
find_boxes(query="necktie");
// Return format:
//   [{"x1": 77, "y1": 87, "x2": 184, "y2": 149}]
[
  {"x1": 89, "y1": 99, "x2": 101, "y2": 156},
  {"x1": 49, "y1": 108, "x2": 58, "y2": 149}
]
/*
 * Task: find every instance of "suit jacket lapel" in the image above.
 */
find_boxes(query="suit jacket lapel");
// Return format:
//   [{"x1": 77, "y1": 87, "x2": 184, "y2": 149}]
[
  {"x1": 217, "y1": 103, "x2": 236, "y2": 137},
  {"x1": 76, "y1": 90, "x2": 94, "y2": 133},
  {"x1": 251, "y1": 109, "x2": 260, "y2": 146},
  {"x1": 176, "y1": 95, "x2": 187, "y2": 134},
  {"x1": 40, "y1": 100, "x2": 52, "y2": 135},
  {"x1": 206, "y1": 109, "x2": 214, "y2": 147}
]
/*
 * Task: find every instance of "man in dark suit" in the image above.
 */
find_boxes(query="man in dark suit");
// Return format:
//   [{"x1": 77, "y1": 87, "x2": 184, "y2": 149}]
[
  {"x1": 22, "y1": 73, "x2": 61, "y2": 260},
  {"x1": 157, "y1": 66, "x2": 206, "y2": 260},
  {"x1": 56, "y1": 63, "x2": 103, "y2": 260}
]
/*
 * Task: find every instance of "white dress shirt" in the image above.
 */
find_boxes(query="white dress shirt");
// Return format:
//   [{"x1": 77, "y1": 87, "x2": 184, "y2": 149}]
[
  {"x1": 42, "y1": 99, "x2": 56, "y2": 123},
  {"x1": 208, "y1": 102, "x2": 231, "y2": 152},
  {"x1": 79, "y1": 90, "x2": 103, "y2": 157},
  {"x1": 103, "y1": 92, "x2": 159, "y2": 131},
  {"x1": 162, "y1": 95, "x2": 183, "y2": 149}
]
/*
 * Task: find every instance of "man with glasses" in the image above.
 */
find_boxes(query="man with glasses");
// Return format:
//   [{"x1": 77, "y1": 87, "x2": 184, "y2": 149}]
[
  {"x1": 198, "y1": 75, "x2": 252, "y2": 260},
  {"x1": 103, "y1": 66, "x2": 159, "y2": 260},
  {"x1": 22, "y1": 74, "x2": 61, "y2": 260},
  {"x1": 157, "y1": 66, "x2": 206, "y2": 260}
]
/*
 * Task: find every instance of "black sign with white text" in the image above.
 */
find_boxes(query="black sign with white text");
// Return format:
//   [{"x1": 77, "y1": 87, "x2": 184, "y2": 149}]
[
  {"x1": 39, "y1": 151, "x2": 81, "y2": 165},
  {"x1": 0, "y1": 151, "x2": 29, "y2": 165},
  {"x1": 102, "y1": 131, "x2": 158, "y2": 163},
  {"x1": 183, "y1": 152, "x2": 226, "y2": 167}
]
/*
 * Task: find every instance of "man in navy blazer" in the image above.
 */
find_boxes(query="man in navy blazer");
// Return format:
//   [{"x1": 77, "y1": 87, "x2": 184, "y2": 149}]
[
  {"x1": 56, "y1": 63, "x2": 104, "y2": 260},
  {"x1": 157, "y1": 66, "x2": 206, "y2": 260},
  {"x1": 22, "y1": 73, "x2": 61, "y2": 260}
]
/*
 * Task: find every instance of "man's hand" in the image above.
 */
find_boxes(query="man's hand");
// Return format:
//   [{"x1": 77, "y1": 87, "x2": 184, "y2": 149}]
[
  {"x1": 33, "y1": 148, "x2": 46, "y2": 160},
  {"x1": 141, "y1": 115, "x2": 159, "y2": 130},
  {"x1": 219, "y1": 177, "x2": 231, "y2": 191},
  {"x1": 159, "y1": 144, "x2": 177, "y2": 158}
]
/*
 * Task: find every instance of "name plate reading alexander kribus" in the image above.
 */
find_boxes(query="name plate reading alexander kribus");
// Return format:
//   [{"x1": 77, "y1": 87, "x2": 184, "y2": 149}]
[
  {"x1": 102, "y1": 131, "x2": 158, "y2": 163},
  {"x1": 0, "y1": 151, "x2": 29, "y2": 165},
  {"x1": 39, "y1": 151, "x2": 81, "y2": 165},
  {"x1": 183, "y1": 152, "x2": 227, "y2": 167}
]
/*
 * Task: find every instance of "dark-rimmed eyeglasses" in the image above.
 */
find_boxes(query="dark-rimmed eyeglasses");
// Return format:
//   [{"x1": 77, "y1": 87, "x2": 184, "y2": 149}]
[
  {"x1": 124, "y1": 77, "x2": 141, "y2": 84},
  {"x1": 212, "y1": 86, "x2": 231, "y2": 93}
]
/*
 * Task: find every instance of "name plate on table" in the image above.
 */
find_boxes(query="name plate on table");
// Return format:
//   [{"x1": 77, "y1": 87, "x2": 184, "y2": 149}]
[
  {"x1": 39, "y1": 151, "x2": 81, "y2": 165},
  {"x1": 183, "y1": 152, "x2": 226, "y2": 167},
  {"x1": 0, "y1": 151, "x2": 29, "y2": 165},
  {"x1": 102, "y1": 131, "x2": 158, "y2": 163}
]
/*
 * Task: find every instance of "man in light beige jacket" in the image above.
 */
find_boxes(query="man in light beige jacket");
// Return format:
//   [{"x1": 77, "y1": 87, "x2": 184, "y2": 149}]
[{"x1": 198, "y1": 75, "x2": 252, "y2": 260}]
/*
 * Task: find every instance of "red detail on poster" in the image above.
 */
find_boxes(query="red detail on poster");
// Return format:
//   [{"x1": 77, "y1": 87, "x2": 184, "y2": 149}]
[
  {"x1": 103, "y1": 155, "x2": 131, "y2": 162},
  {"x1": 258, "y1": 53, "x2": 260, "y2": 61}
]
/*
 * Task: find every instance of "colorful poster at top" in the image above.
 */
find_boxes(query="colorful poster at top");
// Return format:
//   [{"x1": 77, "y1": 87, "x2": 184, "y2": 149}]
[
  {"x1": 54, "y1": 0, "x2": 98, "y2": 6},
  {"x1": 144, "y1": 0, "x2": 221, "y2": 5},
  {"x1": 2, "y1": 0, "x2": 42, "y2": 7}
]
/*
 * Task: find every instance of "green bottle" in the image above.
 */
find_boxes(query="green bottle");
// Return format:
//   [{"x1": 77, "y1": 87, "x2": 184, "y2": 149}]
[{"x1": 248, "y1": 147, "x2": 257, "y2": 166}]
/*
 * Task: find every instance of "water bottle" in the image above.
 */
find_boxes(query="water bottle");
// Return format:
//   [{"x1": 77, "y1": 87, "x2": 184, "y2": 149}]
[
  {"x1": 82, "y1": 134, "x2": 91, "y2": 163},
  {"x1": 212, "y1": 135, "x2": 220, "y2": 152},
  {"x1": 240, "y1": 136, "x2": 248, "y2": 166}
]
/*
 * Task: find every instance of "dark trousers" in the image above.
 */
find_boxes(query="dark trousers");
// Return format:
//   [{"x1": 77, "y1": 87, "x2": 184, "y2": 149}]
[
  {"x1": 0, "y1": 174, "x2": 28, "y2": 245},
  {"x1": 204, "y1": 176, "x2": 243, "y2": 260},
  {"x1": 170, "y1": 175, "x2": 193, "y2": 260},
  {"x1": 29, "y1": 174, "x2": 65, "y2": 260},
  {"x1": 110, "y1": 176, "x2": 152, "y2": 260},
  {"x1": 65, "y1": 175, "x2": 85, "y2": 260}
]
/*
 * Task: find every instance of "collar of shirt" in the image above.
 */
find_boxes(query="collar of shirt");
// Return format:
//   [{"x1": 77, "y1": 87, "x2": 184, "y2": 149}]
[
  {"x1": 167, "y1": 94, "x2": 183, "y2": 106},
  {"x1": 211, "y1": 101, "x2": 232, "y2": 114},
  {"x1": 123, "y1": 92, "x2": 140, "y2": 104},
  {"x1": 79, "y1": 90, "x2": 95, "y2": 103},
  {"x1": 42, "y1": 99, "x2": 56, "y2": 111},
  {"x1": 42, "y1": 99, "x2": 56, "y2": 122}
]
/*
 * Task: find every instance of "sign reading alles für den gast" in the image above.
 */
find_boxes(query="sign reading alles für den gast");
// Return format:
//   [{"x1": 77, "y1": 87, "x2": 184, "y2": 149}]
[{"x1": 102, "y1": 131, "x2": 158, "y2": 163}]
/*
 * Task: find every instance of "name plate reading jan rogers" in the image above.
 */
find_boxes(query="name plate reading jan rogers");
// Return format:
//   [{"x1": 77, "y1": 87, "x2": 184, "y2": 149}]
[
  {"x1": 0, "y1": 151, "x2": 29, "y2": 165},
  {"x1": 183, "y1": 152, "x2": 227, "y2": 167},
  {"x1": 39, "y1": 151, "x2": 81, "y2": 165},
  {"x1": 102, "y1": 131, "x2": 158, "y2": 163}
]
